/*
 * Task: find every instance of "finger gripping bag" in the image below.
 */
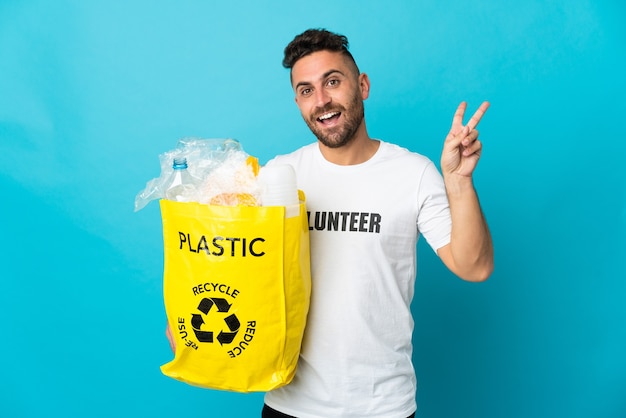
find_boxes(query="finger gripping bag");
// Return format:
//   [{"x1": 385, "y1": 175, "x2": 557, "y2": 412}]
[{"x1": 159, "y1": 191, "x2": 311, "y2": 392}]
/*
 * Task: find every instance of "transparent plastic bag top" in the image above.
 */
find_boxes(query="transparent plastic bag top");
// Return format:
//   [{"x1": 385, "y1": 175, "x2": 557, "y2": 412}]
[{"x1": 134, "y1": 138, "x2": 259, "y2": 211}]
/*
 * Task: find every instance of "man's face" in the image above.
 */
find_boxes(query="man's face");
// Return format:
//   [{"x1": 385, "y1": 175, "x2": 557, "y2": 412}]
[{"x1": 291, "y1": 50, "x2": 369, "y2": 148}]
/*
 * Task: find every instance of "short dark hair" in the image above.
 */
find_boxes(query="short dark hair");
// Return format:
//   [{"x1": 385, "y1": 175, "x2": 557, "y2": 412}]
[{"x1": 282, "y1": 28, "x2": 359, "y2": 73}]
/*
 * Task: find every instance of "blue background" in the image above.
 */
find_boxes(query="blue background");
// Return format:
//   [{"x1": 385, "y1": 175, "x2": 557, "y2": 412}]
[{"x1": 1, "y1": 1, "x2": 625, "y2": 417}]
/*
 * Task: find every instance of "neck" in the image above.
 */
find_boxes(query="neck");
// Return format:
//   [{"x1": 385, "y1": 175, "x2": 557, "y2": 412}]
[{"x1": 318, "y1": 123, "x2": 379, "y2": 165}]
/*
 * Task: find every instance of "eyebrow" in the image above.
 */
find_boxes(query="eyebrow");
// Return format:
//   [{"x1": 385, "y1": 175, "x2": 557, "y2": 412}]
[{"x1": 294, "y1": 69, "x2": 346, "y2": 90}]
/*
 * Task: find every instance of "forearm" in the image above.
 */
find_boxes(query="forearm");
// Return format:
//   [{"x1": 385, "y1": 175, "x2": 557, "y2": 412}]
[{"x1": 444, "y1": 175, "x2": 494, "y2": 282}]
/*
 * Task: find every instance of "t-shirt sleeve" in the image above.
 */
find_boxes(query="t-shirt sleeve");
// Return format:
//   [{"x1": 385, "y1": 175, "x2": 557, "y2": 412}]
[{"x1": 416, "y1": 161, "x2": 451, "y2": 252}]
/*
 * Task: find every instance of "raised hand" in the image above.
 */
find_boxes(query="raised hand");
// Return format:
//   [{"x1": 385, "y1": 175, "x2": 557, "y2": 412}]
[{"x1": 441, "y1": 101, "x2": 490, "y2": 178}]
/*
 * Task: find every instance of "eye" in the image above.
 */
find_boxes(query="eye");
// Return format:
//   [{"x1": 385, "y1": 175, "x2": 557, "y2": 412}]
[
  {"x1": 327, "y1": 78, "x2": 340, "y2": 87},
  {"x1": 299, "y1": 87, "x2": 313, "y2": 97}
]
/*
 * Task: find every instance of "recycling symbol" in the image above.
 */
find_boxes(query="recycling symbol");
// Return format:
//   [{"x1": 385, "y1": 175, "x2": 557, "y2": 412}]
[{"x1": 191, "y1": 297, "x2": 240, "y2": 345}]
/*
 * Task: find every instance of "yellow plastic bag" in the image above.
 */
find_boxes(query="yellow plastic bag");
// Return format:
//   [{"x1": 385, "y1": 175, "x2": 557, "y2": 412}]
[{"x1": 159, "y1": 192, "x2": 311, "y2": 392}]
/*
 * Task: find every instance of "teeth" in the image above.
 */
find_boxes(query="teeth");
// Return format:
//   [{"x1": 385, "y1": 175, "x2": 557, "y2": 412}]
[{"x1": 318, "y1": 112, "x2": 339, "y2": 121}]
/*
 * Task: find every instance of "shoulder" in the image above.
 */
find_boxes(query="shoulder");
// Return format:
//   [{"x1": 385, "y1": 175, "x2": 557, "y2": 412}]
[
  {"x1": 376, "y1": 141, "x2": 436, "y2": 171},
  {"x1": 266, "y1": 142, "x2": 317, "y2": 167}
]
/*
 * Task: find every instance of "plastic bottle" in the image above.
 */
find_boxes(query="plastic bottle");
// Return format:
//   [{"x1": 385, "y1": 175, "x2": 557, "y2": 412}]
[
  {"x1": 164, "y1": 157, "x2": 199, "y2": 201},
  {"x1": 258, "y1": 164, "x2": 300, "y2": 217}
]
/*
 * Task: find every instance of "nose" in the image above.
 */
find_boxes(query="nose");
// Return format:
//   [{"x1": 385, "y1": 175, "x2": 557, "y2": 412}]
[{"x1": 313, "y1": 87, "x2": 331, "y2": 108}]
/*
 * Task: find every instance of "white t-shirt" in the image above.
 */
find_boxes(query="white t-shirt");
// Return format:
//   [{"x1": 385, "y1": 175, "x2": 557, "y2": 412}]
[{"x1": 264, "y1": 141, "x2": 451, "y2": 418}]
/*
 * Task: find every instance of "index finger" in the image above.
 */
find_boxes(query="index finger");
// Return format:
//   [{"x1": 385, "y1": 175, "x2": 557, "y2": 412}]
[
  {"x1": 451, "y1": 101, "x2": 468, "y2": 131},
  {"x1": 465, "y1": 101, "x2": 490, "y2": 130}
]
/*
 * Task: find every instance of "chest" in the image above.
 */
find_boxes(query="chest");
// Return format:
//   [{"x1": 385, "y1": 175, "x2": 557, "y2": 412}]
[{"x1": 297, "y1": 167, "x2": 420, "y2": 240}]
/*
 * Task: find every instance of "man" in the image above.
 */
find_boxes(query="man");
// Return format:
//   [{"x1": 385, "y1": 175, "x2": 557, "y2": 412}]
[{"x1": 261, "y1": 29, "x2": 493, "y2": 418}]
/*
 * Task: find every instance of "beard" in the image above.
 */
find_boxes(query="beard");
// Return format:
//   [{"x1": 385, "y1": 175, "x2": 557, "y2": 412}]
[{"x1": 303, "y1": 90, "x2": 365, "y2": 149}]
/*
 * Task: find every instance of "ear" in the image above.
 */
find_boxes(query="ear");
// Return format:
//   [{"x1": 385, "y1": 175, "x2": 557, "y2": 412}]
[{"x1": 359, "y1": 73, "x2": 371, "y2": 100}]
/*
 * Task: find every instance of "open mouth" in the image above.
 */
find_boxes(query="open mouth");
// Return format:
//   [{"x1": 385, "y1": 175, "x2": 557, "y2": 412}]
[{"x1": 316, "y1": 111, "x2": 341, "y2": 125}]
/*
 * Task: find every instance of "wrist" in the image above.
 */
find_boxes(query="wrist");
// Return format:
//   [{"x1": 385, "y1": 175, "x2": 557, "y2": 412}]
[{"x1": 444, "y1": 173, "x2": 475, "y2": 197}]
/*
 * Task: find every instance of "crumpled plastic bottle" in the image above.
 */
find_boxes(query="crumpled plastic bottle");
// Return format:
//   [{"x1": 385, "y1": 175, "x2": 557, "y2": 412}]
[
  {"x1": 164, "y1": 157, "x2": 199, "y2": 202},
  {"x1": 134, "y1": 138, "x2": 258, "y2": 211}
]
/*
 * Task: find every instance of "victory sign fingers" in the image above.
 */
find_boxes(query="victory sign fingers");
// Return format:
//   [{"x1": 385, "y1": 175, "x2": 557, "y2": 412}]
[
  {"x1": 442, "y1": 101, "x2": 490, "y2": 178},
  {"x1": 451, "y1": 101, "x2": 489, "y2": 131}
]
